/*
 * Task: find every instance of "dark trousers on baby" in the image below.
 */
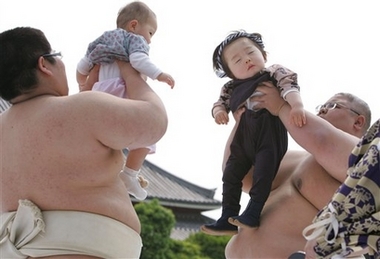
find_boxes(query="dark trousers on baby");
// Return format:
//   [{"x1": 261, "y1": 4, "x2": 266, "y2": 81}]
[{"x1": 222, "y1": 109, "x2": 288, "y2": 212}]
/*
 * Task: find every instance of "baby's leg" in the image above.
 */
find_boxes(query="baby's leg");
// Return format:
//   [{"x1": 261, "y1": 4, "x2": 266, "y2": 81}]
[
  {"x1": 121, "y1": 148, "x2": 150, "y2": 200},
  {"x1": 125, "y1": 147, "x2": 150, "y2": 171}
]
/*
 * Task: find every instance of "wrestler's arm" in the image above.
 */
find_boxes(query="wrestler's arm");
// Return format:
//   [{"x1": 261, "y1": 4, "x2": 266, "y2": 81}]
[
  {"x1": 115, "y1": 61, "x2": 168, "y2": 149},
  {"x1": 80, "y1": 64, "x2": 100, "y2": 92},
  {"x1": 254, "y1": 82, "x2": 359, "y2": 183},
  {"x1": 73, "y1": 62, "x2": 167, "y2": 151}
]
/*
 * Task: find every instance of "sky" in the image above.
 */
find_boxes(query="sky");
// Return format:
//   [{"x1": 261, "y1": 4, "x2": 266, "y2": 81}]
[{"x1": 1, "y1": 0, "x2": 380, "y2": 220}]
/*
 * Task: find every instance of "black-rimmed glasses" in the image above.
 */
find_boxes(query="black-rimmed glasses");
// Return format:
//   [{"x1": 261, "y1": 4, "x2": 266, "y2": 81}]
[
  {"x1": 315, "y1": 102, "x2": 360, "y2": 116},
  {"x1": 41, "y1": 51, "x2": 62, "y2": 59}
]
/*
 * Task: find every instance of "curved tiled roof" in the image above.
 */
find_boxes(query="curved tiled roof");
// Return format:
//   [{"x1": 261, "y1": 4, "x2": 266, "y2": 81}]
[
  {"x1": 137, "y1": 159, "x2": 221, "y2": 211},
  {"x1": 130, "y1": 159, "x2": 221, "y2": 240}
]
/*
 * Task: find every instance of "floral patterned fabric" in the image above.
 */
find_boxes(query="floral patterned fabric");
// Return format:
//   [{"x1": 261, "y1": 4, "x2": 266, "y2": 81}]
[
  {"x1": 86, "y1": 28, "x2": 149, "y2": 64},
  {"x1": 303, "y1": 119, "x2": 380, "y2": 259}
]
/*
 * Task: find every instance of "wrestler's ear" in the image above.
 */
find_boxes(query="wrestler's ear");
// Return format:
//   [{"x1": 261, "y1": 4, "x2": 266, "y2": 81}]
[
  {"x1": 37, "y1": 56, "x2": 53, "y2": 76},
  {"x1": 353, "y1": 115, "x2": 365, "y2": 130},
  {"x1": 127, "y1": 20, "x2": 139, "y2": 32}
]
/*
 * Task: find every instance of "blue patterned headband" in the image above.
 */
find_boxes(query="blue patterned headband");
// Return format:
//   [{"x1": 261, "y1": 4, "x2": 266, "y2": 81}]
[{"x1": 213, "y1": 30, "x2": 265, "y2": 78}]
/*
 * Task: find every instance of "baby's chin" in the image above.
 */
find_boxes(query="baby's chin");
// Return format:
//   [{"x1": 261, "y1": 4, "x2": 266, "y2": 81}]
[{"x1": 239, "y1": 70, "x2": 261, "y2": 80}]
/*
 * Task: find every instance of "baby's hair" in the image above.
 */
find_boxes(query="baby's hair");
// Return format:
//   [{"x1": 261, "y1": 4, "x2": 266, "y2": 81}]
[
  {"x1": 117, "y1": 1, "x2": 156, "y2": 28},
  {"x1": 213, "y1": 30, "x2": 267, "y2": 79}
]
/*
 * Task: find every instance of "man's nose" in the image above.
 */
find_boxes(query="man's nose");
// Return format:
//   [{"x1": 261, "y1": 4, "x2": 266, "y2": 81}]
[{"x1": 317, "y1": 107, "x2": 328, "y2": 115}]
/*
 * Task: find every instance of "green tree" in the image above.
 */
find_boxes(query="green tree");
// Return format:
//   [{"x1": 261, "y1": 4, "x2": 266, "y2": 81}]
[
  {"x1": 135, "y1": 200, "x2": 230, "y2": 258},
  {"x1": 167, "y1": 232, "x2": 230, "y2": 259},
  {"x1": 135, "y1": 199, "x2": 175, "y2": 259},
  {"x1": 186, "y1": 232, "x2": 231, "y2": 259},
  {"x1": 166, "y1": 239, "x2": 209, "y2": 259}
]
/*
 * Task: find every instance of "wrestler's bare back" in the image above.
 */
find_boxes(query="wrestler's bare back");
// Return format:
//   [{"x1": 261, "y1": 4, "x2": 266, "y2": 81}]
[
  {"x1": 226, "y1": 150, "x2": 344, "y2": 258},
  {"x1": 1, "y1": 96, "x2": 140, "y2": 258}
]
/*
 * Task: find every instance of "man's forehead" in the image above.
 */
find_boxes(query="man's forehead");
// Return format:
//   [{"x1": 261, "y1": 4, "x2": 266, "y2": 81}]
[{"x1": 327, "y1": 95, "x2": 346, "y2": 103}]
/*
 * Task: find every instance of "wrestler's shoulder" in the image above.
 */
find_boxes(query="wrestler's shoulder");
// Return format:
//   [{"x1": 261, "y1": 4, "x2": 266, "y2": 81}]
[{"x1": 282, "y1": 150, "x2": 309, "y2": 164}]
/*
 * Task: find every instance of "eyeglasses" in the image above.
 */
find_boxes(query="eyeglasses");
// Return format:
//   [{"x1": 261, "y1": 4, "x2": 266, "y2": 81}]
[
  {"x1": 41, "y1": 51, "x2": 63, "y2": 59},
  {"x1": 315, "y1": 102, "x2": 360, "y2": 115}
]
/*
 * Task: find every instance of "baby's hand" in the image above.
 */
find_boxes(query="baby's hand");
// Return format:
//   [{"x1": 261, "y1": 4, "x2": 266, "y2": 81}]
[
  {"x1": 290, "y1": 106, "x2": 306, "y2": 127},
  {"x1": 157, "y1": 72, "x2": 175, "y2": 89},
  {"x1": 214, "y1": 109, "x2": 229, "y2": 125}
]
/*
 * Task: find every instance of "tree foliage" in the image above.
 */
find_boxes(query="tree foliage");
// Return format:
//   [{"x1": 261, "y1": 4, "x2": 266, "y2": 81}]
[
  {"x1": 186, "y1": 232, "x2": 231, "y2": 259},
  {"x1": 135, "y1": 199, "x2": 231, "y2": 259},
  {"x1": 166, "y1": 239, "x2": 208, "y2": 259},
  {"x1": 135, "y1": 199, "x2": 175, "y2": 259}
]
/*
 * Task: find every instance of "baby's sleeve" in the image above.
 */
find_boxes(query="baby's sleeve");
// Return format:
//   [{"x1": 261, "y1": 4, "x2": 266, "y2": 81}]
[
  {"x1": 266, "y1": 64, "x2": 300, "y2": 100},
  {"x1": 128, "y1": 34, "x2": 150, "y2": 56},
  {"x1": 128, "y1": 34, "x2": 162, "y2": 79},
  {"x1": 211, "y1": 80, "x2": 233, "y2": 117}
]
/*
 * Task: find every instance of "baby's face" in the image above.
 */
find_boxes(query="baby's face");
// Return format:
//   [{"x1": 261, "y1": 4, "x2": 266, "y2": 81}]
[
  {"x1": 223, "y1": 37, "x2": 266, "y2": 80},
  {"x1": 134, "y1": 16, "x2": 157, "y2": 44}
]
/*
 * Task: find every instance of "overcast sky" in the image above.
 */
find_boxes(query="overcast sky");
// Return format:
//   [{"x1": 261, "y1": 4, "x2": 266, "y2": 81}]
[{"x1": 1, "y1": 0, "x2": 379, "y2": 219}]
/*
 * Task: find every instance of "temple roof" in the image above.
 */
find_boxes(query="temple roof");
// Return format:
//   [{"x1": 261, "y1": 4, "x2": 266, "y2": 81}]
[
  {"x1": 132, "y1": 159, "x2": 222, "y2": 240},
  {"x1": 135, "y1": 159, "x2": 221, "y2": 211}
]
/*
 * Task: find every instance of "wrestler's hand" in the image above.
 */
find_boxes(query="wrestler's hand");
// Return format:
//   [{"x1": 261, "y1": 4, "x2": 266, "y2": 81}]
[
  {"x1": 81, "y1": 64, "x2": 100, "y2": 92},
  {"x1": 213, "y1": 107, "x2": 229, "y2": 125},
  {"x1": 253, "y1": 81, "x2": 287, "y2": 116},
  {"x1": 77, "y1": 72, "x2": 88, "y2": 92}
]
